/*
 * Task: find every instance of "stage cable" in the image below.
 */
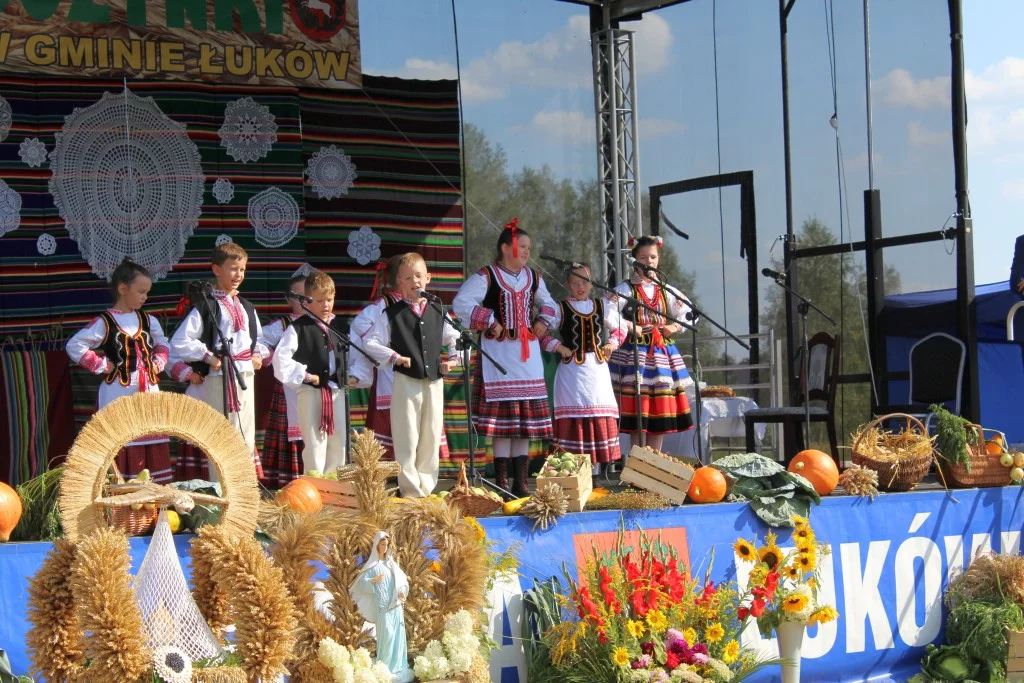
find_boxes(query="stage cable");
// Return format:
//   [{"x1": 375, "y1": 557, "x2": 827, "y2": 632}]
[{"x1": 712, "y1": 0, "x2": 729, "y2": 369}]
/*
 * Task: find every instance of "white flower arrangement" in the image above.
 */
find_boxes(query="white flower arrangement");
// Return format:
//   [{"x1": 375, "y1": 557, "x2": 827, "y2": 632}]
[
  {"x1": 412, "y1": 609, "x2": 481, "y2": 680},
  {"x1": 152, "y1": 645, "x2": 192, "y2": 683},
  {"x1": 317, "y1": 637, "x2": 391, "y2": 683}
]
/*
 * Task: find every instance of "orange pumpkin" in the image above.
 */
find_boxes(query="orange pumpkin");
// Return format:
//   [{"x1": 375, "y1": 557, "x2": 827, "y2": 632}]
[
  {"x1": 788, "y1": 450, "x2": 839, "y2": 495},
  {"x1": 277, "y1": 478, "x2": 323, "y2": 513},
  {"x1": 688, "y1": 467, "x2": 728, "y2": 504},
  {"x1": 0, "y1": 481, "x2": 22, "y2": 542},
  {"x1": 985, "y1": 440, "x2": 1004, "y2": 456}
]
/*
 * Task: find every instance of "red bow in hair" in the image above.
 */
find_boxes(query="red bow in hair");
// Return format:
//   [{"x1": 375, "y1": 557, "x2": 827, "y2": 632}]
[
  {"x1": 505, "y1": 218, "x2": 520, "y2": 258},
  {"x1": 175, "y1": 294, "x2": 189, "y2": 317},
  {"x1": 369, "y1": 260, "x2": 388, "y2": 301}
]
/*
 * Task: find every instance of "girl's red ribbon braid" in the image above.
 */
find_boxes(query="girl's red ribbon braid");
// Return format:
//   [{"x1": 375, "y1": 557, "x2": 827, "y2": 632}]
[
  {"x1": 505, "y1": 218, "x2": 520, "y2": 258},
  {"x1": 370, "y1": 260, "x2": 388, "y2": 301}
]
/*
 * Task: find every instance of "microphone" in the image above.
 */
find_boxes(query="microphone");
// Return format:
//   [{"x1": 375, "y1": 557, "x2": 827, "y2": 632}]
[
  {"x1": 761, "y1": 268, "x2": 786, "y2": 280},
  {"x1": 187, "y1": 280, "x2": 213, "y2": 296},
  {"x1": 285, "y1": 291, "x2": 314, "y2": 304},
  {"x1": 418, "y1": 289, "x2": 441, "y2": 302},
  {"x1": 631, "y1": 259, "x2": 659, "y2": 277},
  {"x1": 540, "y1": 254, "x2": 582, "y2": 269}
]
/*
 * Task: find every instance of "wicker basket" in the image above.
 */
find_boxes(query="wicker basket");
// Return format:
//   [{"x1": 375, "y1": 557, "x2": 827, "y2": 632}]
[
  {"x1": 103, "y1": 463, "x2": 159, "y2": 535},
  {"x1": 852, "y1": 414, "x2": 934, "y2": 492},
  {"x1": 446, "y1": 462, "x2": 503, "y2": 518},
  {"x1": 938, "y1": 424, "x2": 1012, "y2": 488}
]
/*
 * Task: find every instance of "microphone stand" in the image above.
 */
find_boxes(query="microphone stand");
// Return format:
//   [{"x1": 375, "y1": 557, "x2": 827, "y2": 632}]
[
  {"x1": 644, "y1": 267, "x2": 750, "y2": 465},
  {"x1": 296, "y1": 304, "x2": 380, "y2": 453},
  {"x1": 426, "y1": 296, "x2": 512, "y2": 499},
  {"x1": 193, "y1": 287, "x2": 247, "y2": 441},
  {"x1": 763, "y1": 275, "x2": 836, "y2": 449}
]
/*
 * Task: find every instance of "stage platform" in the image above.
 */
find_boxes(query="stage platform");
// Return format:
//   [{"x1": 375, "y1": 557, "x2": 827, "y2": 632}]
[{"x1": 2, "y1": 484, "x2": 1022, "y2": 682}]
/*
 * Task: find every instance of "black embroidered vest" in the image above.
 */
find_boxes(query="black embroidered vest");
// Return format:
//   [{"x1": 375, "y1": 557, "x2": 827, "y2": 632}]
[
  {"x1": 385, "y1": 300, "x2": 444, "y2": 381},
  {"x1": 481, "y1": 265, "x2": 540, "y2": 341},
  {"x1": 291, "y1": 315, "x2": 346, "y2": 384},
  {"x1": 625, "y1": 282, "x2": 673, "y2": 346},
  {"x1": 99, "y1": 311, "x2": 159, "y2": 386},
  {"x1": 558, "y1": 300, "x2": 604, "y2": 364},
  {"x1": 188, "y1": 295, "x2": 259, "y2": 377}
]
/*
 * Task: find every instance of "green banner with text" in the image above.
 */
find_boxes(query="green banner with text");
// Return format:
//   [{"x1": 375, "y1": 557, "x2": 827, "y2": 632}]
[{"x1": 0, "y1": 0, "x2": 360, "y2": 88}]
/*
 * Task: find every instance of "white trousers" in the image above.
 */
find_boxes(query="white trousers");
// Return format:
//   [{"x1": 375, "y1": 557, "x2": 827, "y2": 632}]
[
  {"x1": 296, "y1": 384, "x2": 346, "y2": 475},
  {"x1": 204, "y1": 372, "x2": 256, "y2": 483},
  {"x1": 390, "y1": 373, "x2": 443, "y2": 498}
]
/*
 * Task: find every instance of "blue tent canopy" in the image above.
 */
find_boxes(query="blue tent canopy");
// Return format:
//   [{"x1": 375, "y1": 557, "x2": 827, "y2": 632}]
[{"x1": 882, "y1": 280, "x2": 1024, "y2": 443}]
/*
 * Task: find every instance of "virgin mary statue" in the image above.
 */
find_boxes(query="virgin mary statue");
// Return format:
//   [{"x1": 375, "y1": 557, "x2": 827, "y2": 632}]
[{"x1": 349, "y1": 530, "x2": 414, "y2": 683}]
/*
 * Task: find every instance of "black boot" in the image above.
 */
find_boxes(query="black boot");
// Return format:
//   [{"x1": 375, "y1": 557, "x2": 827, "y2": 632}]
[
  {"x1": 512, "y1": 456, "x2": 530, "y2": 497},
  {"x1": 494, "y1": 458, "x2": 510, "y2": 492}
]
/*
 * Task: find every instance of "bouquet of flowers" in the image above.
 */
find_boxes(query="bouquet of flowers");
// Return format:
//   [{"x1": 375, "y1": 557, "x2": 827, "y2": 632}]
[
  {"x1": 531, "y1": 530, "x2": 776, "y2": 682},
  {"x1": 317, "y1": 638, "x2": 392, "y2": 683},
  {"x1": 413, "y1": 610, "x2": 486, "y2": 681},
  {"x1": 732, "y1": 515, "x2": 840, "y2": 637}
]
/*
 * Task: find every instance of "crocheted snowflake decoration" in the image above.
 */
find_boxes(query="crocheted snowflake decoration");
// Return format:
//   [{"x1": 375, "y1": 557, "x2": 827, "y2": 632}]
[
  {"x1": 212, "y1": 178, "x2": 235, "y2": 204},
  {"x1": 305, "y1": 145, "x2": 357, "y2": 200},
  {"x1": 292, "y1": 262, "x2": 319, "y2": 278},
  {"x1": 18, "y1": 138, "x2": 47, "y2": 167},
  {"x1": 49, "y1": 89, "x2": 204, "y2": 280},
  {"x1": 218, "y1": 97, "x2": 278, "y2": 163},
  {"x1": 0, "y1": 96, "x2": 11, "y2": 143},
  {"x1": 37, "y1": 232, "x2": 56, "y2": 255},
  {"x1": 0, "y1": 178, "x2": 22, "y2": 237},
  {"x1": 215, "y1": 234, "x2": 233, "y2": 247},
  {"x1": 347, "y1": 225, "x2": 380, "y2": 265},
  {"x1": 248, "y1": 187, "x2": 299, "y2": 248}
]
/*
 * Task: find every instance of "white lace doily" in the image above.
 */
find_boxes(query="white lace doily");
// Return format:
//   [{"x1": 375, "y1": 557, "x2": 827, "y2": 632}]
[
  {"x1": 0, "y1": 96, "x2": 11, "y2": 143},
  {"x1": 212, "y1": 178, "x2": 234, "y2": 204},
  {"x1": 49, "y1": 89, "x2": 204, "y2": 281},
  {"x1": 215, "y1": 234, "x2": 233, "y2": 246},
  {"x1": 347, "y1": 225, "x2": 380, "y2": 265},
  {"x1": 292, "y1": 262, "x2": 319, "y2": 278},
  {"x1": 18, "y1": 138, "x2": 47, "y2": 167},
  {"x1": 0, "y1": 179, "x2": 22, "y2": 237},
  {"x1": 37, "y1": 233, "x2": 56, "y2": 255},
  {"x1": 305, "y1": 145, "x2": 357, "y2": 199},
  {"x1": 218, "y1": 97, "x2": 278, "y2": 163},
  {"x1": 248, "y1": 187, "x2": 299, "y2": 248}
]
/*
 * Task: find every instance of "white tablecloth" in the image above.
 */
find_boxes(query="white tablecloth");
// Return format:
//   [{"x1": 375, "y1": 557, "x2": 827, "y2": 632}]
[{"x1": 657, "y1": 396, "x2": 766, "y2": 462}]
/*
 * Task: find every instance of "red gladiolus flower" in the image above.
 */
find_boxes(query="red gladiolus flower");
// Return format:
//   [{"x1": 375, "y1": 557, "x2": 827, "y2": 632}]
[
  {"x1": 737, "y1": 606, "x2": 750, "y2": 621},
  {"x1": 751, "y1": 596, "x2": 766, "y2": 618}
]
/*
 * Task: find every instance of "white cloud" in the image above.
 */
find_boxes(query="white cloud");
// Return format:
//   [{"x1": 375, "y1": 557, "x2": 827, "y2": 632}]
[
  {"x1": 639, "y1": 118, "x2": 686, "y2": 140},
  {"x1": 966, "y1": 57, "x2": 1024, "y2": 103},
  {"x1": 908, "y1": 121, "x2": 948, "y2": 147},
  {"x1": 512, "y1": 110, "x2": 594, "y2": 145},
  {"x1": 873, "y1": 68, "x2": 950, "y2": 110},
  {"x1": 369, "y1": 13, "x2": 673, "y2": 104}
]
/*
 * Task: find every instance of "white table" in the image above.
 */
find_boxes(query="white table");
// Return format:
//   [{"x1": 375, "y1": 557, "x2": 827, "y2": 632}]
[{"x1": 659, "y1": 396, "x2": 766, "y2": 462}]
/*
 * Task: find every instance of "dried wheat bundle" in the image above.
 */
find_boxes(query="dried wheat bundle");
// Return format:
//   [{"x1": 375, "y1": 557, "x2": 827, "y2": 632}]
[
  {"x1": 188, "y1": 535, "x2": 233, "y2": 640},
  {"x1": 838, "y1": 464, "x2": 879, "y2": 500},
  {"x1": 521, "y1": 483, "x2": 569, "y2": 531},
  {"x1": 585, "y1": 489, "x2": 674, "y2": 511},
  {"x1": 349, "y1": 429, "x2": 396, "y2": 529},
  {"x1": 26, "y1": 539, "x2": 84, "y2": 682},
  {"x1": 60, "y1": 392, "x2": 259, "y2": 540},
  {"x1": 192, "y1": 666, "x2": 247, "y2": 683},
  {"x1": 947, "y1": 552, "x2": 1024, "y2": 608},
  {"x1": 191, "y1": 524, "x2": 298, "y2": 683},
  {"x1": 852, "y1": 423, "x2": 934, "y2": 463},
  {"x1": 70, "y1": 528, "x2": 151, "y2": 682}
]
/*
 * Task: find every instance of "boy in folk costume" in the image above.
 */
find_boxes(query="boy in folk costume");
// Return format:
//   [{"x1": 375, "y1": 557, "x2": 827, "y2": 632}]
[
  {"x1": 66, "y1": 258, "x2": 173, "y2": 482},
  {"x1": 607, "y1": 235, "x2": 694, "y2": 452},
  {"x1": 539, "y1": 262, "x2": 628, "y2": 477},
  {"x1": 453, "y1": 220, "x2": 557, "y2": 496},
  {"x1": 259, "y1": 273, "x2": 307, "y2": 487},
  {"x1": 272, "y1": 271, "x2": 348, "y2": 474},
  {"x1": 169, "y1": 243, "x2": 269, "y2": 478},
  {"x1": 363, "y1": 253, "x2": 460, "y2": 498}
]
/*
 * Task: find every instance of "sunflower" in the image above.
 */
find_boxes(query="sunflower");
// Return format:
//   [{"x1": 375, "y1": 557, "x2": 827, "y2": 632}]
[
  {"x1": 722, "y1": 640, "x2": 740, "y2": 664},
  {"x1": 797, "y1": 551, "x2": 818, "y2": 573},
  {"x1": 758, "y1": 545, "x2": 785, "y2": 570},
  {"x1": 705, "y1": 622, "x2": 725, "y2": 643},
  {"x1": 791, "y1": 514, "x2": 809, "y2": 526},
  {"x1": 646, "y1": 609, "x2": 668, "y2": 634},
  {"x1": 153, "y1": 646, "x2": 192, "y2": 683},
  {"x1": 626, "y1": 619, "x2": 645, "y2": 638},
  {"x1": 612, "y1": 647, "x2": 630, "y2": 667},
  {"x1": 809, "y1": 606, "x2": 840, "y2": 626},
  {"x1": 782, "y1": 593, "x2": 810, "y2": 613},
  {"x1": 733, "y1": 539, "x2": 757, "y2": 563},
  {"x1": 783, "y1": 564, "x2": 801, "y2": 581},
  {"x1": 682, "y1": 627, "x2": 698, "y2": 646},
  {"x1": 748, "y1": 564, "x2": 768, "y2": 587}
]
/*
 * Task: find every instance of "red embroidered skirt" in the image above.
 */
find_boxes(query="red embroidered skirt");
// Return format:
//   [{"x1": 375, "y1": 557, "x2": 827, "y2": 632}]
[
  {"x1": 473, "y1": 376, "x2": 553, "y2": 441},
  {"x1": 261, "y1": 381, "x2": 302, "y2": 489},
  {"x1": 553, "y1": 416, "x2": 621, "y2": 464},
  {"x1": 118, "y1": 442, "x2": 173, "y2": 483}
]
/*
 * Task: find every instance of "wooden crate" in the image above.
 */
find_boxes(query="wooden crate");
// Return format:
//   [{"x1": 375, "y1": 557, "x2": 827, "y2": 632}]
[
  {"x1": 299, "y1": 476, "x2": 359, "y2": 510},
  {"x1": 1008, "y1": 628, "x2": 1024, "y2": 680},
  {"x1": 619, "y1": 445, "x2": 694, "y2": 505},
  {"x1": 536, "y1": 457, "x2": 593, "y2": 513}
]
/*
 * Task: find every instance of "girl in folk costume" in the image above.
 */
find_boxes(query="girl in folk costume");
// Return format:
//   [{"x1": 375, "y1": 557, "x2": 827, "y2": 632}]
[
  {"x1": 258, "y1": 273, "x2": 307, "y2": 488},
  {"x1": 350, "y1": 259, "x2": 452, "y2": 464},
  {"x1": 66, "y1": 258, "x2": 173, "y2": 482},
  {"x1": 607, "y1": 235, "x2": 694, "y2": 452},
  {"x1": 453, "y1": 221, "x2": 557, "y2": 496},
  {"x1": 540, "y1": 263, "x2": 628, "y2": 476}
]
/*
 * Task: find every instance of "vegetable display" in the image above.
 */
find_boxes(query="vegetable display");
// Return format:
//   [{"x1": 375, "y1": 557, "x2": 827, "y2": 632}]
[{"x1": 711, "y1": 452, "x2": 820, "y2": 528}]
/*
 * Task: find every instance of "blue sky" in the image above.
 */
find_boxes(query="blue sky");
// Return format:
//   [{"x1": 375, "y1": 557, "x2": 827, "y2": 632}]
[{"x1": 360, "y1": 0, "x2": 1023, "y2": 351}]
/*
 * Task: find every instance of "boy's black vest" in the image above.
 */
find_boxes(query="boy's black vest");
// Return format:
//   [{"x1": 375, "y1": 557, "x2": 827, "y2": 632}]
[
  {"x1": 291, "y1": 315, "x2": 347, "y2": 385},
  {"x1": 188, "y1": 295, "x2": 259, "y2": 377},
  {"x1": 558, "y1": 299, "x2": 604, "y2": 364},
  {"x1": 481, "y1": 265, "x2": 540, "y2": 340},
  {"x1": 99, "y1": 311, "x2": 160, "y2": 386},
  {"x1": 385, "y1": 299, "x2": 444, "y2": 381}
]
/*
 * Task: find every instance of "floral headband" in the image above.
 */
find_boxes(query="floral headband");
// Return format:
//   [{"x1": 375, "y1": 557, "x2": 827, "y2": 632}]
[
  {"x1": 627, "y1": 235, "x2": 664, "y2": 248},
  {"x1": 505, "y1": 218, "x2": 520, "y2": 258}
]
